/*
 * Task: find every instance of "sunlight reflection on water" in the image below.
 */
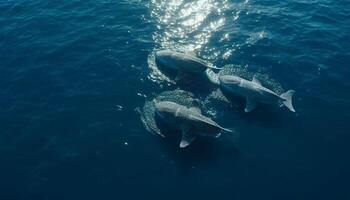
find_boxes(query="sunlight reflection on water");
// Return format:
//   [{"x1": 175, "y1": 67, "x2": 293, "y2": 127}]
[
  {"x1": 147, "y1": 0, "x2": 254, "y2": 83},
  {"x1": 151, "y1": 0, "x2": 229, "y2": 51},
  {"x1": 148, "y1": 0, "x2": 230, "y2": 83}
]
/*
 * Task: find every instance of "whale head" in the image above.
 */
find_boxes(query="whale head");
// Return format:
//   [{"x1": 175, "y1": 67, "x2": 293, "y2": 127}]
[
  {"x1": 155, "y1": 101, "x2": 179, "y2": 119},
  {"x1": 219, "y1": 75, "x2": 242, "y2": 88},
  {"x1": 155, "y1": 50, "x2": 175, "y2": 68}
]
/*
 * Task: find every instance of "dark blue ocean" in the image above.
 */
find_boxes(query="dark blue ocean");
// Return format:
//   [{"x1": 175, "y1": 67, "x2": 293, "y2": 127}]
[{"x1": 1, "y1": 0, "x2": 350, "y2": 199}]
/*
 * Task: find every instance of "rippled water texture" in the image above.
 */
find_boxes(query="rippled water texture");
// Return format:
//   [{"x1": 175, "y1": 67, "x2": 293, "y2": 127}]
[{"x1": 0, "y1": 0, "x2": 350, "y2": 200}]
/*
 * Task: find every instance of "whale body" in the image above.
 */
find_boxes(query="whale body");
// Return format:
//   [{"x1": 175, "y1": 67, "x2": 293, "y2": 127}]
[
  {"x1": 219, "y1": 75, "x2": 295, "y2": 113},
  {"x1": 155, "y1": 101, "x2": 232, "y2": 148},
  {"x1": 155, "y1": 50, "x2": 221, "y2": 80}
]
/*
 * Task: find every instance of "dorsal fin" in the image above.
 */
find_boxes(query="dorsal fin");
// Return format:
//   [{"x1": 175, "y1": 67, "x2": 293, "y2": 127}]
[
  {"x1": 193, "y1": 99, "x2": 201, "y2": 107},
  {"x1": 189, "y1": 106, "x2": 201, "y2": 114},
  {"x1": 252, "y1": 76, "x2": 262, "y2": 86},
  {"x1": 184, "y1": 49, "x2": 197, "y2": 57},
  {"x1": 190, "y1": 100, "x2": 202, "y2": 113}
]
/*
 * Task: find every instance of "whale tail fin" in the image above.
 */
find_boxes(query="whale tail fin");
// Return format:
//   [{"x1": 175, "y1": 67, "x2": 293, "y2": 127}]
[
  {"x1": 219, "y1": 127, "x2": 239, "y2": 146},
  {"x1": 221, "y1": 127, "x2": 234, "y2": 133},
  {"x1": 280, "y1": 90, "x2": 295, "y2": 112}
]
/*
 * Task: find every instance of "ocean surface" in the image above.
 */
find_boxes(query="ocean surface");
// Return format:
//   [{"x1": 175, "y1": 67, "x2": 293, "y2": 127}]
[{"x1": 1, "y1": 0, "x2": 350, "y2": 199}]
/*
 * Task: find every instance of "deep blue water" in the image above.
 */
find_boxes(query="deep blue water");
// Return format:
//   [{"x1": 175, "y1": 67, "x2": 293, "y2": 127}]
[{"x1": 1, "y1": 0, "x2": 350, "y2": 199}]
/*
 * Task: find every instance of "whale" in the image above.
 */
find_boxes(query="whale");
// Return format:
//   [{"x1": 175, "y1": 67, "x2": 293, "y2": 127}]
[
  {"x1": 155, "y1": 101, "x2": 233, "y2": 148},
  {"x1": 155, "y1": 50, "x2": 221, "y2": 80},
  {"x1": 219, "y1": 75, "x2": 295, "y2": 113}
]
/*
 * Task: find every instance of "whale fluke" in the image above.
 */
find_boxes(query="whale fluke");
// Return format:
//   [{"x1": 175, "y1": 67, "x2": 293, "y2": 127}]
[{"x1": 281, "y1": 90, "x2": 295, "y2": 112}]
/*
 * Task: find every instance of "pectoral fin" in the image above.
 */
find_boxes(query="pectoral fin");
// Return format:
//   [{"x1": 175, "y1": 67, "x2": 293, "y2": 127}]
[
  {"x1": 245, "y1": 98, "x2": 257, "y2": 112},
  {"x1": 179, "y1": 126, "x2": 196, "y2": 148},
  {"x1": 215, "y1": 133, "x2": 222, "y2": 138}
]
